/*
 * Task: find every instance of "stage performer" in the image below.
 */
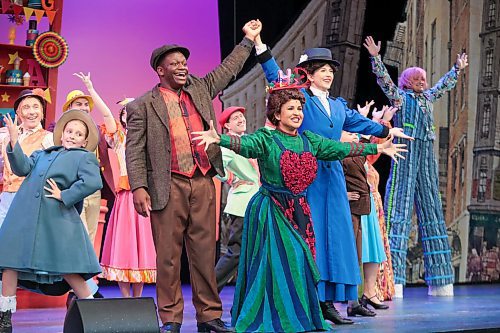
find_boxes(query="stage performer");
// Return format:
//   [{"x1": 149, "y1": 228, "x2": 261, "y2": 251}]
[
  {"x1": 214, "y1": 106, "x2": 260, "y2": 292},
  {"x1": 0, "y1": 110, "x2": 102, "y2": 333},
  {"x1": 125, "y1": 20, "x2": 262, "y2": 333},
  {"x1": 0, "y1": 89, "x2": 53, "y2": 228},
  {"x1": 254, "y1": 34, "x2": 413, "y2": 324},
  {"x1": 63, "y1": 72, "x2": 116, "y2": 302},
  {"x1": 63, "y1": 72, "x2": 117, "y2": 246},
  {"x1": 100, "y1": 98, "x2": 156, "y2": 297},
  {"x1": 192, "y1": 80, "x2": 407, "y2": 333},
  {"x1": 355, "y1": 103, "x2": 396, "y2": 304},
  {"x1": 364, "y1": 36, "x2": 468, "y2": 297}
]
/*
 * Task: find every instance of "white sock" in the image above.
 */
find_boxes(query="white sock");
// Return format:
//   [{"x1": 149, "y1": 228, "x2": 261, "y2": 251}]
[
  {"x1": 393, "y1": 284, "x2": 404, "y2": 298},
  {"x1": 0, "y1": 295, "x2": 17, "y2": 313},
  {"x1": 428, "y1": 283, "x2": 454, "y2": 296}
]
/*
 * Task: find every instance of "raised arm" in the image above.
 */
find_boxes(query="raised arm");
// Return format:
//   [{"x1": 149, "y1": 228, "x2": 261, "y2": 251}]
[
  {"x1": 6, "y1": 141, "x2": 39, "y2": 177},
  {"x1": 202, "y1": 20, "x2": 260, "y2": 98},
  {"x1": 255, "y1": 34, "x2": 281, "y2": 83},
  {"x1": 342, "y1": 98, "x2": 389, "y2": 138},
  {"x1": 74, "y1": 72, "x2": 117, "y2": 134},
  {"x1": 364, "y1": 36, "x2": 403, "y2": 106},
  {"x1": 426, "y1": 53, "x2": 468, "y2": 103},
  {"x1": 3, "y1": 114, "x2": 36, "y2": 176}
]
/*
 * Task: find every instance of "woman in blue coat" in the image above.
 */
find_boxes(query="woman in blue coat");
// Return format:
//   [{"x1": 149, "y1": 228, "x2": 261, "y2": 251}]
[
  {"x1": 254, "y1": 35, "x2": 412, "y2": 323},
  {"x1": 0, "y1": 110, "x2": 102, "y2": 332}
]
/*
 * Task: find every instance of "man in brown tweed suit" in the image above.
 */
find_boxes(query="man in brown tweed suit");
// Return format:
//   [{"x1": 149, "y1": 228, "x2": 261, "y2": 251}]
[{"x1": 125, "y1": 20, "x2": 261, "y2": 333}]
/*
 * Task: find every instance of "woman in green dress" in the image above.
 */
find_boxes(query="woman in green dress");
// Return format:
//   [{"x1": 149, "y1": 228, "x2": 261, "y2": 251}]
[{"x1": 193, "y1": 85, "x2": 406, "y2": 333}]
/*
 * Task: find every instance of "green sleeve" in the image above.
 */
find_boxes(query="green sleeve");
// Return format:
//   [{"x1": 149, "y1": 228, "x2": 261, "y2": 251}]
[
  {"x1": 304, "y1": 131, "x2": 378, "y2": 161},
  {"x1": 219, "y1": 128, "x2": 271, "y2": 159}
]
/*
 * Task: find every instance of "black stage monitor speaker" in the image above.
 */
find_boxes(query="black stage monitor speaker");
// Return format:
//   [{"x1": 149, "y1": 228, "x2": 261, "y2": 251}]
[{"x1": 63, "y1": 297, "x2": 160, "y2": 333}]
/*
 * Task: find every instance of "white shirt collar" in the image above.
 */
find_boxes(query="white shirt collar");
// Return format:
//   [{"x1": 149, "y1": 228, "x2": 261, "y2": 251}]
[
  {"x1": 19, "y1": 123, "x2": 43, "y2": 135},
  {"x1": 310, "y1": 86, "x2": 329, "y2": 100}
]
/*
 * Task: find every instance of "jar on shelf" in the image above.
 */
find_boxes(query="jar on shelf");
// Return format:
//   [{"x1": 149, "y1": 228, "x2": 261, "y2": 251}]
[{"x1": 6, "y1": 58, "x2": 23, "y2": 86}]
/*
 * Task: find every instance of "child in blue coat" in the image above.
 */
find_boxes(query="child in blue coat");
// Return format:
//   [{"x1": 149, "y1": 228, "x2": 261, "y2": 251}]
[{"x1": 0, "y1": 110, "x2": 103, "y2": 332}]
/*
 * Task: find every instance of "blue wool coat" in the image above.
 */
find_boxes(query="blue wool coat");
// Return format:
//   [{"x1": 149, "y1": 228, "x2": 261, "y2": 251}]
[
  {"x1": 0, "y1": 142, "x2": 102, "y2": 295},
  {"x1": 259, "y1": 51, "x2": 389, "y2": 301}
]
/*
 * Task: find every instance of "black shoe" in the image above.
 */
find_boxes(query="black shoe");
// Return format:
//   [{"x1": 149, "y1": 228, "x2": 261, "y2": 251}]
[
  {"x1": 0, "y1": 310, "x2": 12, "y2": 333},
  {"x1": 347, "y1": 304, "x2": 376, "y2": 317},
  {"x1": 66, "y1": 292, "x2": 77, "y2": 309},
  {"x1": 320, "y1": 301, "x2": 354, "y2": 325},
  {"x1": 160, "y1": 322, "x2": 181, "y2": 333},
  {"x1": 197, "y1": 318, "x2": 235, "y2": 332},
  {"x1": 360, "y1": 294, "x2": 389, "y2": 310},
  {"x1": 93, "y1": 290, "x2": 104, "y2": 298}
]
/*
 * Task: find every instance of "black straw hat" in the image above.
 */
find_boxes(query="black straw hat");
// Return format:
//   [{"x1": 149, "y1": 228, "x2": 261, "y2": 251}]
[{"x1": 297, "y1": 48, "x2": 341, "y2": 68}]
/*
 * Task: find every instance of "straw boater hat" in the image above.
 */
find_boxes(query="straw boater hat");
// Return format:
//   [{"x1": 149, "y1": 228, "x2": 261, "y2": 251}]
[
  {"x1": 62, "y1": 90, "x2": 94, "y2": 112},
  {"x1": 53, "y1": 109, "x2": 99, "y2": 151}
]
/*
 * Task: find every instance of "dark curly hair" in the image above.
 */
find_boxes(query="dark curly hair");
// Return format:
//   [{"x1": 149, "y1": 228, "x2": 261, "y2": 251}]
[
  {"x1": 266, "y1": 89, "x2": 306, "y2": 126},
  {"x1": 300, "y1": 61, "x2": 337, "y2": 82}
]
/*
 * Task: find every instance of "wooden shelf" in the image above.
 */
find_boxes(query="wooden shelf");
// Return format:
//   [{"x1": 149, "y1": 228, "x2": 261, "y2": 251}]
[
  {"x1": 0, "y1": 84, "x2": 47, "y2": 89},
  {"x1": 0, "y1": 43, "x2": 33, "y2": 51}
]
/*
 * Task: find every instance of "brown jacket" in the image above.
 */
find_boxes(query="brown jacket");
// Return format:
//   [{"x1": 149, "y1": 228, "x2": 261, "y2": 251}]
[
  {"x1": 125, "y1": 38, "x2": 254, "y2": 211},
  {"x1": 342, "y1": 156, "x2": 371, "y2": 215}
]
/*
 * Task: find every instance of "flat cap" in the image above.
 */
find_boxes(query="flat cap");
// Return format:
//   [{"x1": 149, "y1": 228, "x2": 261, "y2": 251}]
[{"x1": 150, "y1": 44, "x2": 190, "y2": 70}]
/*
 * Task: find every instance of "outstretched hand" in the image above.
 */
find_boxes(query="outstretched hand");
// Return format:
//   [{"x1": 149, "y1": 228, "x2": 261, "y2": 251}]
[
  {"x1": 371, "y1": 107, "x2": 384, "y2": 121},
  {"x1": 357, "y1": 100, "x2": 375, "y2": 118},
  {"x1": 382, "y1": 105, "x2": 398, "y2": 122},
  {"x1": 192, "y1": 120, "x2": 220, "y2": 151},
  {"x1": 363, "y1": 36, "x2": 381, "y2": 57},
  {"x1": 73, "y1": 72, "x2": 93, "y2": 91},
  {"x1": 456, "y1": 53, "x2": 468, "y2": 70},
  {"x1": 389, "y1": 127, "x2": 414, "y2": 141},
  {"x1": 243, "y1": 19, "x2": 262, "y2": 42},
  {"x1": 378, "y1": 136, "x2": 408, "y2": 163}
]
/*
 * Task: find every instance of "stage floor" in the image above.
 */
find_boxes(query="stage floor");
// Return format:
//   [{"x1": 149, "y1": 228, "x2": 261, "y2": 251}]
[{"x1": 12, "y1": 283, "x2": 500, "y2": 332}]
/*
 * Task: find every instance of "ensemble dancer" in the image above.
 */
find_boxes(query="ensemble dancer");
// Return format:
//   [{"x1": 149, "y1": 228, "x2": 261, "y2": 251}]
[
  {"x1": 340, "y1": 129, "x2": 378, "y2": 318},
  {"x1": 63, "y1": 72, "x2": 117, "y2": 245},
  {"x1": 364, "y1": 36, "x2": 468, "y2": 297},
  {"x1": 125, "y1": 20, "x2": 262, "y2": 333},
  {"x1": 254, "y1": 34, "x2": 413, "y2": 324},
  {"x1": 365, "y1": 107, "x2": 397, "y2": 303},
  {"x1": 0, "y1": 110, "x2": 102, "y2": 333},
  {"x1": 0, "y1": 89, "x2": 53, "y2": 228},
  {"x1": 192, "y1": 80, "x2": 407, "y2": 333},
  {"x1": 215, "y1": 106, "x2": 260, "y2": 292},
  {"x1": 99, "y1": 98, "x2": 157, "y2": 297}
]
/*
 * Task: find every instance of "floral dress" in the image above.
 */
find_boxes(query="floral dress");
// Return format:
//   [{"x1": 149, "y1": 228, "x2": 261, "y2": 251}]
[{"x1": 100, "y1": 125, "x2": 156, "y2": 283}]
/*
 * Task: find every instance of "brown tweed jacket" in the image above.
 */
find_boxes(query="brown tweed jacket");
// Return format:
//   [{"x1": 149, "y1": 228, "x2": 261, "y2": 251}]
[
  {"x1": 342, "y1": 156, "x2": 371, "y2": 216},
  {"x1": 125, "y1": 38, "x2": 254, "y2": 211}
]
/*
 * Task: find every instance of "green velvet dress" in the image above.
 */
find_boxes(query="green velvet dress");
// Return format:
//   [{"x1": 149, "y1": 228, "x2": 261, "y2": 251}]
[{"x1": 220, "y1": 128, "x2": 377, "y2": 332}]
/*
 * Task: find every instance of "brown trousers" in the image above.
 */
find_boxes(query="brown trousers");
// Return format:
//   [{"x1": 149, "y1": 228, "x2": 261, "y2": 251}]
[
  {"x1": 351, "y1": 214, "x2": 362, "y2": 266},
  {"x1": 150, "y1": 171, "x2": 222, "y2": 324}
]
